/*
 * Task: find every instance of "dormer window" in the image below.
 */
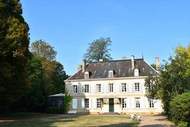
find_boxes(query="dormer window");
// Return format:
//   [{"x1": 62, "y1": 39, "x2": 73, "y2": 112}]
[
  {"x1": 84, "y1": 71, "x2": 89, "y2": 79},
  {"x1": 134, "y1": 68, "x2": 139, "y2": 77},
  {"x1": 108, "y1": 70, "x2": 114, "y2": 78}
]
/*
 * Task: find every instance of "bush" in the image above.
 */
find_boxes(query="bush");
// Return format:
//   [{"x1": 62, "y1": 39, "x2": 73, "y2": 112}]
[
  {"x1": 177, "y1": 121, "x2": 188, "y2": 127},
  {"x1": 64, "y1": 95, "x2": 72, "y2": 113},
  {"x1": 170, "y1": 92, "x2": 190, "y2": 126}
]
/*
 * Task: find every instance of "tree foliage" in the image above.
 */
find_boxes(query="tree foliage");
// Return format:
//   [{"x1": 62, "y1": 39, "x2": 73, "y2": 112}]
[
  {"x1": 20, "y1": 41, "x2": 68, "y2": 112},
  {"x1": 31, "y1": 40, "x2": 57, "y2": 61},
  {"x1": 145, "y1": 45, "x2": 190, "y2": 117},
  {"x1": 84, "y1": 37, "x2": 112, "y2": 62},
  {"x1": 0, "y1": 0, "x2": 30, "y2": 112},
  {"x1": 170, "y1": 92, "x2": 190, "y2": 126}
]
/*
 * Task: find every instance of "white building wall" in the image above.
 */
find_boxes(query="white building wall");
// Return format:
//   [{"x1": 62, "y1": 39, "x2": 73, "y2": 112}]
[{"x1": 65, "y1": 77, "x2": 163, "y2": 114}]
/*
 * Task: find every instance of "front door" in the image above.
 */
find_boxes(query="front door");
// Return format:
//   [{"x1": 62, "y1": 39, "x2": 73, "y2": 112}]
[{"x1": 109, "y1": 98, "x2": 114, "y2": 112}]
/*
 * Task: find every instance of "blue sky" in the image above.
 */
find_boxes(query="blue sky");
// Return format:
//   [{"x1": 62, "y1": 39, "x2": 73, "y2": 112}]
[{"x1": 21, "y1": 0, "x2": 190, "y2": 75}]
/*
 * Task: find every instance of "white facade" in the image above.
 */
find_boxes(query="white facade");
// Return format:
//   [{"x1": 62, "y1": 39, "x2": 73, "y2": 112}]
[{"x1": 65, "y1": 76, "x2": 163, "y2": 114}]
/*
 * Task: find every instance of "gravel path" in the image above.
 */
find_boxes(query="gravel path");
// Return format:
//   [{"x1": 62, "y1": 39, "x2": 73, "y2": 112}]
[{"x1": 139, "y1": 115, "x2": 175, "y2": 127}]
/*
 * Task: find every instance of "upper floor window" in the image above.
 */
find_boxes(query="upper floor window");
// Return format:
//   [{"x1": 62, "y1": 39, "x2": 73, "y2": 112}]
[
  {"x1": 149, "y1": 99, "x2": 154, "y2": 108},
  {"x1": 96, "y1": 84, "x2": 101, "y2": 92},
  {"x1": 84, "y1": 84, "x2": 89, "y2": 93},
  {"x1": 134, "y1": 83, "x2": 140, "y2": 91},
  {"x1": 121, "y1": 83, "x2": 127, "y2": 92},
  {"x1": 134, "y1": 68, "x2": 139, "y2": 77},
  {"x1": 84, "y1": 71, "x2": 89, "y2": 79},
  {"x1": 73, "y1": 85, "x2": 77, "y2": 93},
  {"x1": 122, "y1": 98, "x2": 127, "y2": 108},
  {"x1": 97, "y1": 98, "x2": 102, "y2": 108},
  {"x1": 109, "y1": 83, "x2": 113, "y2": 92},
  {"x1": 135, "y1": 97, "x2": 140, "y2": 108},
  {"x1": 108, "y1": 70, "x2": 114, "y2": 78},
  {"x1": 85, "y1": 98, "x2": 89, "y2": 108}
]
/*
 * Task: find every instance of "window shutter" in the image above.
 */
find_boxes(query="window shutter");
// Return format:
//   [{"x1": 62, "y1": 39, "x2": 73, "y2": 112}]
[{"x1": 81, "y1": 98, "x2": 84, "y2": 108}]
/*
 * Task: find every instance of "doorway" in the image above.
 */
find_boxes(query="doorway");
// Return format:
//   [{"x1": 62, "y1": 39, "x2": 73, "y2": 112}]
[{"x1": 109, "y1": 98, "x2": 114, "y2": 112}]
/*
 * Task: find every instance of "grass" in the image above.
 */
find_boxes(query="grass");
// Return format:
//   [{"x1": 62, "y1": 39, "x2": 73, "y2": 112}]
[{"x1": 0, "y1": 113, "x2": 138, "y2": 127}]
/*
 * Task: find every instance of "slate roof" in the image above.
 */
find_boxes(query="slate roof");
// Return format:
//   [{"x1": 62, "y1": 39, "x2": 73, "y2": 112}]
[{"x1": 67, "y1": 58, "x2": 158, "y2": 80}]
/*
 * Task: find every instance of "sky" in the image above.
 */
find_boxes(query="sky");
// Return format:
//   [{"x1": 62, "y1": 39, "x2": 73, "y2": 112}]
[{"x1": 21, "y1": 0, "x2": 190, "y2": 75}]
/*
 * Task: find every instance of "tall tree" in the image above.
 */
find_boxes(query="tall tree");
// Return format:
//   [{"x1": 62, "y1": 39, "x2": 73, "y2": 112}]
[
  {"x1": 0, "y1": 0, "x2": 30, "y2": 112},
  {"x1": 21, "y1": 40, "x2": 68, "y2": 112},
  {"x1": 31, "y1": 40, "x2": 57, "y2": 61},
  {"x1": 84, "y1": 37, "x2": 112, "y2": 62},
  {"x1": 145, "y1": 45, "x2": 190, "y2": 115}
]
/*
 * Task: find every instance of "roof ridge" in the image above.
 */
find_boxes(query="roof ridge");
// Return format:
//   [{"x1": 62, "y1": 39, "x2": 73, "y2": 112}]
[{"x1": 89, "y1": 58, "x2": 144, "y2": 64}]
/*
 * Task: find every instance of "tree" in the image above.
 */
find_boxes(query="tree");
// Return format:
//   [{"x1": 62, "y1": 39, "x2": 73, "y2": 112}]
[
  {"x1": 145, "y1": 45, "x2": 190, "y2": 116},
  {"x1": 84, "y1": 37, "x2": 112, "y2": 62},
  {"x1": 0, "y1": 0, "x2": 30, "y2": 112},
  {"x1": 31, "y1": 40, "x2": 57, "y2": 61},
  {"x1": 20, "y1": 40, "x2": 68, "y2": 112},
  {"x1": 170, "y1": 92, "x2": 190, "y2": 126}
]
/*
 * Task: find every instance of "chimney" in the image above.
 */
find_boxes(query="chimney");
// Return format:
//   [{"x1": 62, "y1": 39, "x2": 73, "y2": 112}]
[
  {"x1": 82, "y1": 59, "x2": 86, "y2": 72},
  {"x1": 155, "y1": 57, "x2": 160, "y2": 70},
  {"x1": 131, "y1": 55, "x2": 135, "y2": 70}
]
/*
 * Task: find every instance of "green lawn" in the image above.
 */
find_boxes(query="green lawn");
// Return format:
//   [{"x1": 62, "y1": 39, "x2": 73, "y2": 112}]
[{"x1": 0, "y1": 113, "x2": 138, "y2": 127}]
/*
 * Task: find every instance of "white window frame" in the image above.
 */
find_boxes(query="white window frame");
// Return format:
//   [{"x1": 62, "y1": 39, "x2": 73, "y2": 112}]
[
  {"x1": 134, "y1": 83, "x2": 140, "y2": 91},
  {"x1": 108, "y1": 70, "x2": 114, "y2": 78},
  {"x1": 73, "y1": 85, "x2": 77, "y2": 93},
  {"x1": 109, "y1": 83, "x2": 113, "y2": 92},
  {"x1": 97, "y1": 98, "x2": 102, "y2": 108},
  {"x1": 149, "y1": 99, "x2": 154, "y2": 108},
  {"x1": 121, "y1": 83, "x2": 127, "y2": 92},
  {"x1": 122, "y1": 98, "x2": 127, "y2": 108},
  {"x1": 135, "y1": 98, "x2": 140, "y2": 108},
  {"x1": 84, "y1": 71, "x2": 89, "y2": 79},
  {"x1": 84, "y1": 84, "x2": 89, "y2": 93},
  {"x1": 134, "y1": 68, "x2": 139, "y2": 77},
  {"x1": 96, "y1": 84, "x2": 101, "y2": 92},
  {"x1": 85, "y1": 98, "x2": 89, "y2": 108}
]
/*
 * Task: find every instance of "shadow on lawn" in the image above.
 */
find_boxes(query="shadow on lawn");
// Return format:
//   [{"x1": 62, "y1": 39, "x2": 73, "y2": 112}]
[
  {"x1": 99, "y1": 122, "x2": 138, "y2": 127},
  {"x1": 141, "y1": 124, "x2": 175, "y2": 127},
  {"x1": 0, "y1": 113, "x2": 86, "y2": 127}
]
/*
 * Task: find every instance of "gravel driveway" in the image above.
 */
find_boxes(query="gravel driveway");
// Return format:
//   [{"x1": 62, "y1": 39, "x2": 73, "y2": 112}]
[{"x1": 139, "y1": 115, "x2": 175, "y2": 127}]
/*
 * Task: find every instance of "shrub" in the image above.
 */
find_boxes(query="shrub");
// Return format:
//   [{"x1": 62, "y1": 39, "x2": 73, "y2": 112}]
[
  {"x1": 64, "y1": 95, "x2": 72, "y2": 113},
  {"x1": 170, "y1": 92, "x2": 190, "y2": 126}
]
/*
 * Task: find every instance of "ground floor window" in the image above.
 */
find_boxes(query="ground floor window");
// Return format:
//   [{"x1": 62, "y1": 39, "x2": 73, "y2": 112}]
[
  {"x1": 122, "y1": 98, "x2": 127, "y2": 108},
  {"x1": 149, "y1": 99, "x2": 154, "y2": 108},
  {"x1": 135, "y1": 98, "x2": 140, "y2": 108},
  {"x1": 72, "y1": 99, "x2": 77, "y2": 109},
  {"x1": 85, "y1": 98, "x2": 89, "y2": 108},
  {"x1": 97, "y1": 98, "x2": 102, "y2": 108}
]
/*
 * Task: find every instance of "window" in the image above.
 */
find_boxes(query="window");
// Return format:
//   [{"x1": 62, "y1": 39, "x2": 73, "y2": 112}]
[
  {"x1": 108, "y1": 70, "x2": 114, "y2": 78},
  {"x1": 96, "y1": 84, "x2": 101, "y2": 92},
  {"x1": 121, "y1": 83, "x2": 127, "y2": 92},
  {"x1": 85, "y1": 98, "x2": 89, "y2": 108},
  {"x1": 97, "y1": 98, "x2": 102, "y2": 108},
  {"x1": 109, "y1": 83, "x2": 113, "y2": 92},
  {"x1": 84, "y1": 71, "x2": 89, "y2": 79},
  {"x1": 135, "y1": 98, "x2": 140, "y2": 108},
  {"x1": 73, "y1": 85, "x2": 77, "y2": 93},
  {"x1": 134, "y1": 83, "x2": 140, "y2": 91},
  {"x1": 149, "y1": 99, "x2": 154, "y2": 108},
  {"x1": 84, "y1": 84, "x2": 89, "y2": 93},
  {"x1": 122, "y1": 98, "x2": 127, "y2": 108},
  {"x1": 134, "y1": 68, "x2": 139, "y2": 76},
  {"x1": 72, "y1": 99, "x2": 77, "y2": 109}
]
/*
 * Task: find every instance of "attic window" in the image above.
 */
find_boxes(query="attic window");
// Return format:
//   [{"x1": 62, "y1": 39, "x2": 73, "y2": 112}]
[
  {"x1": 108, "y1": 70, "x2": 114, "y2": 78},
  {"x1": 84, "y1": 71, "x2": 89, "y2": 79},
  {"x1": 134, "y1": 68, "x2": 139, "y2": 77}
]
